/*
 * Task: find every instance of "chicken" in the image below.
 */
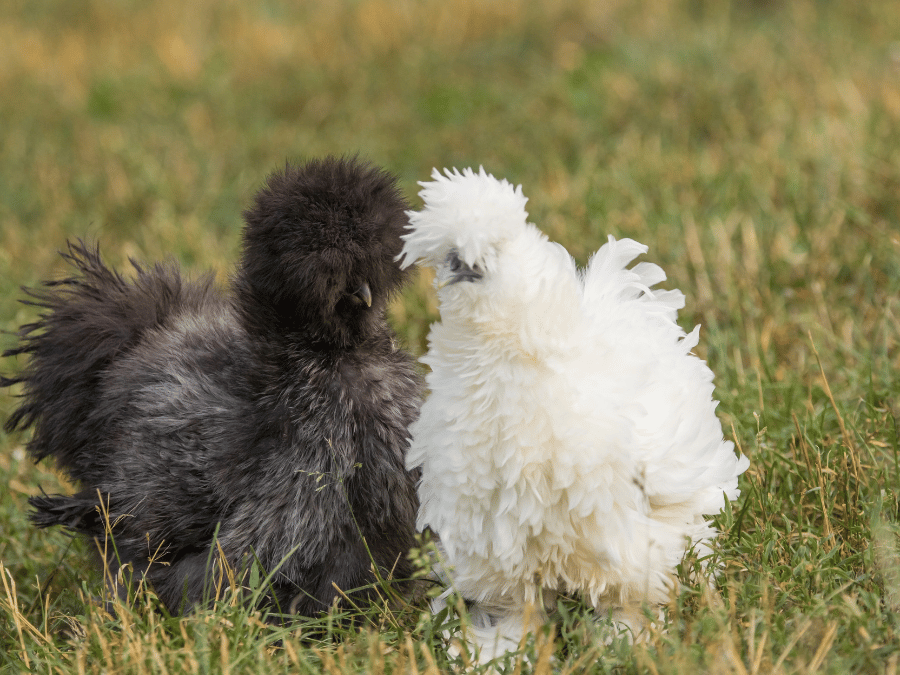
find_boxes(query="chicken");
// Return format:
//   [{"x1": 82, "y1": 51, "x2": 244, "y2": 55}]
[
  {"x1": 398, "y1": 167, "x2": 749, "y2": 659},
  {"x1": 2, "y1": 156, "x2": 423, "y2": 617}
]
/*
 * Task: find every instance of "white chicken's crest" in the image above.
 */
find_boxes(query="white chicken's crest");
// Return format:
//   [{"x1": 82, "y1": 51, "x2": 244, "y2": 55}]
[{"x1": 398, "y1": 167, "x2": 529, "y2": 270}]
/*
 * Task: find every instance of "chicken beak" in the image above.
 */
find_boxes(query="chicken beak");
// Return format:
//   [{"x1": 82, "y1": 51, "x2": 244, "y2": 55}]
[
  {"x1": 437, "y1": 265, "x2": 483, "y2": 289},
  {"x1": 353, "y1": 282, "x2": 373, "y2": 307},
  {"x1": 438, "y1": 250, "x2": 483, "y2": 289}
]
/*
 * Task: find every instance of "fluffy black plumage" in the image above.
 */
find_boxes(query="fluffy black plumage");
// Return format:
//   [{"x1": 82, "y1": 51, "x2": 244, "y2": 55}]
[{"x1": 2, "y1": 156, "x2": 423, "y2": 617}]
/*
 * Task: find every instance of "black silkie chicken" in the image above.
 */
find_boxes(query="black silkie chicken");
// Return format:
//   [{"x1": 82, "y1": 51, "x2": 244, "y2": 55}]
[{"x1": 2, "y1": 156, "x2": 422, "y2": 617}]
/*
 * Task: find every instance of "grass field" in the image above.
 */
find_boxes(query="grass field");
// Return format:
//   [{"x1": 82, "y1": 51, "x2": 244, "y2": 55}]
[{"x1": 1, "y1": 0, "x2": 899, "y2": 672}]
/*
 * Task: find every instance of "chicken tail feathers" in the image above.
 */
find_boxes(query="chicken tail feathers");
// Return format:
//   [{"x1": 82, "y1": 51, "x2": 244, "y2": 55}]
[
  {"x1": 582, "y1": 235, "x2": 685, "y2": 322},
  {"x1": 2, "y1": 240, "x2": 210, "y2": 478}
]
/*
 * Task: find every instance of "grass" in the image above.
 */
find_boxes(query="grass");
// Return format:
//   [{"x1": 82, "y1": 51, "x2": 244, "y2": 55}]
[{"x1": 1, "y1": 0, "x2": 898, "y2": 671}]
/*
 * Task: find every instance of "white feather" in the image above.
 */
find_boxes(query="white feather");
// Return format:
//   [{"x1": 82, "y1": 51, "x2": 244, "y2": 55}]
[{"x1": 402, "y1": 168, "x2": 749, "y2": 661}]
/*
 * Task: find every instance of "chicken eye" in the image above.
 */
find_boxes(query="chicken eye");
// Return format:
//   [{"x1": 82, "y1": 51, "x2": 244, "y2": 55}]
[{"x1": 448, "y1": 250, "x2": 463, "y2": 273}]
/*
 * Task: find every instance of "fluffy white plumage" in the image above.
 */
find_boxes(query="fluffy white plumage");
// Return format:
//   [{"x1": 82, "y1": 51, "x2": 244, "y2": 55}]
[{"x1": 399, "y1": 167, "x2": 750, "y2": 660}]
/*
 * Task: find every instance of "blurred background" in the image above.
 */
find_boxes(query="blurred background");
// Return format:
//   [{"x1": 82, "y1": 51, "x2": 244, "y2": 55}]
[{"x1": 1, "y1": 0, "x2": 897, "y2": 354}]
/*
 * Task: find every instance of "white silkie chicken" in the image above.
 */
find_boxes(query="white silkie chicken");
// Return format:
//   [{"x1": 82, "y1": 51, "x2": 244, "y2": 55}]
[{"x1": 398, "y1": 167, "x2": 749, "y2": 661}]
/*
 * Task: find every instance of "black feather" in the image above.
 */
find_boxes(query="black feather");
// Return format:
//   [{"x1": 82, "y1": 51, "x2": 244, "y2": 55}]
[{"x1": 2, "y1": 156, "x2": 423, "y2": 617}]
